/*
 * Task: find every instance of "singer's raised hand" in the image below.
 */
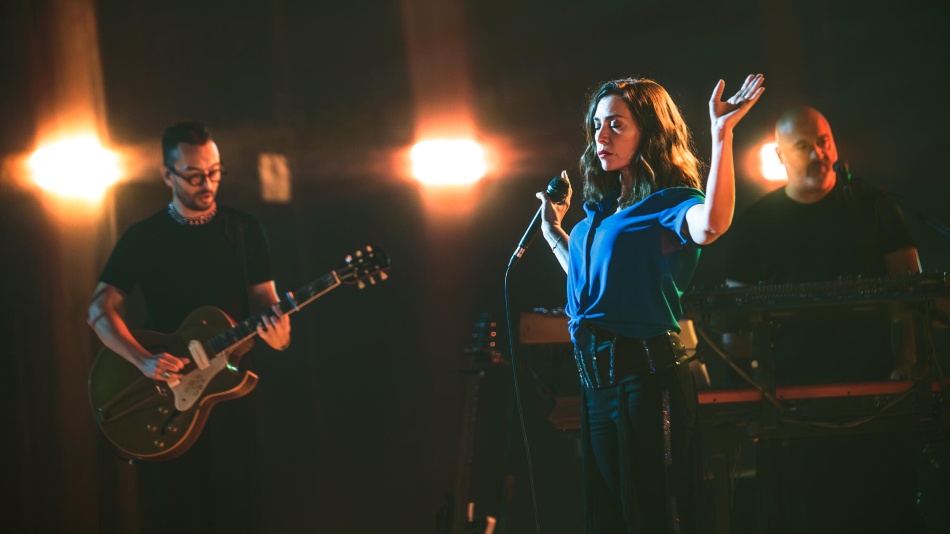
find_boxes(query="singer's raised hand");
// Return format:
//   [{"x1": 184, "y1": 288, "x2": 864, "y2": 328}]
[
  {"x1": 709, "y1": 74, "x2": 765, "y2": 132},
  {"x1": 536, "y1": 170, "x2": 572, "y2": 230},
  {"x1": 536, "y1": 170, "x2": 572, "y2": 272}
]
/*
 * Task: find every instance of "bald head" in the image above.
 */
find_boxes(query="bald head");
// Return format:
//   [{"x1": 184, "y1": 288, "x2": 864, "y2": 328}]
[
  {"x1": 775, "y1": 106, "x2": 830, "y2": 140},
  {"x1": 774, "y1": 106, "x2": 839, "y2": 203}
]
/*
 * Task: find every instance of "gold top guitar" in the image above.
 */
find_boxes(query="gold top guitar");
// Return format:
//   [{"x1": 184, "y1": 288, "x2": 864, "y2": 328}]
[{"x1": 88, "y1": 245, "x2": 391, "y2": 461}]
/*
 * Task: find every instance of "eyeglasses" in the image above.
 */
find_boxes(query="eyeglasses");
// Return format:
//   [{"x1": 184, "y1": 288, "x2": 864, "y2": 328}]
[{"x1": 167, "y1": 165, "x2": 227, "y2": 186}]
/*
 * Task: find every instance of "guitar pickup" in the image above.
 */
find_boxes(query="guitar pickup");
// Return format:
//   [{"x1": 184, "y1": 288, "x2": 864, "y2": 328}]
[{"x1": 188, "y1": 339, "x2": 211, "y2": 370}]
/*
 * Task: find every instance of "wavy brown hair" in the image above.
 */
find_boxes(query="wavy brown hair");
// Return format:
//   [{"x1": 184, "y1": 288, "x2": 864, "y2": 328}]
[{"x1": 580, "y1": 78, "x2": 703, "y2": 209}]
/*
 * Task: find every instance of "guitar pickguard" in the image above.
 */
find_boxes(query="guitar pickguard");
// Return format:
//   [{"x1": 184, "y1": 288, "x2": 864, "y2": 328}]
[{"x1": 169, "y1": 348, "x2": 231, "y2": 411}]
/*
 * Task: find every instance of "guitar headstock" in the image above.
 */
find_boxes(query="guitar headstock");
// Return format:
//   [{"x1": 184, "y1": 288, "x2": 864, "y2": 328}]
[{"x1": 340, "y1": 246, "x2": 391, "y2": 289}]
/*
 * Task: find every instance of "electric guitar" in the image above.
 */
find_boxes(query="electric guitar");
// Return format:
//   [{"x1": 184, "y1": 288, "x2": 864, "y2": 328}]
[{"x1": 88, "y1": 245, "x2": 391, "y2": 461}]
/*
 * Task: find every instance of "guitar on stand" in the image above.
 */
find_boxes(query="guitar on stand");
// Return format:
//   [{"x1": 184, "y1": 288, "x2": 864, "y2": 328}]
[
  {"x1": 88, "y1": 246, "x2": 391, "y2": 461},
  {"x1": 440, "y1": 312, "x2": 502, "y2": 534}
]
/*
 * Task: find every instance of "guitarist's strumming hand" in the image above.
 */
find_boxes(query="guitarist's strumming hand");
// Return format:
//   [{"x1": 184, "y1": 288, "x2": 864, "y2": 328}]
[
  {"x1": 257, "y1": 303, "x2": 291, "y2": 351},
  {"x1": 141, "y1": 352, "x2": 189, "y2": 382},
  {"x1": 87, "y1": 281, "x2": 190, "y2": 382}
]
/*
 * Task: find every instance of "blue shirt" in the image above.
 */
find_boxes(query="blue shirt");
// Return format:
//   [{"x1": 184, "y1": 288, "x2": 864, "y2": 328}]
[{"x1": 566, "y1": 187, "x2": 705, "y2": 347}]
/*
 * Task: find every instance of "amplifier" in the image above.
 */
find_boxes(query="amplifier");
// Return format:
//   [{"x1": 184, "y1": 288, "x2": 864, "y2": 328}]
[
  {"x1": 518, "y1": 312, "x2": 700, "y2": 349},
  {"x1": 518, "y1": 312, "x2": 570, "y2": 344}
]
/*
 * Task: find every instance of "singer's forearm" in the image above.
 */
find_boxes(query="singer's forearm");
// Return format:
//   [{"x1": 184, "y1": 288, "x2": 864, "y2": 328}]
[
  {"x1": 687, "y1": 128, "x2": 735, "y2": 245},
  {"x1": 707, "y1": 132, "x2": 737, "y2": 230},
  {"x1": 542, "y1": 224, "x2": 570, "y2": 273}
]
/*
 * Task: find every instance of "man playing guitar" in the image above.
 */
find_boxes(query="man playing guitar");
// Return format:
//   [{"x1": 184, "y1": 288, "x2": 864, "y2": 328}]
[{"x1": 87, "y1": 121, "x2": 291, "y2": 533}]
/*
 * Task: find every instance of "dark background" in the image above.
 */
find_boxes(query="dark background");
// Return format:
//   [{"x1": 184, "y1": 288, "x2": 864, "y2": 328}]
[{"x1": 2, "y1": 0, "x2": 948, "y2": 532}]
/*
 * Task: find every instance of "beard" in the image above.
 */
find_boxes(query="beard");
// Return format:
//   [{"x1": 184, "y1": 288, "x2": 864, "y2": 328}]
[{"x1": 175, "y1": 186, "x2": 215, "y2": 212}]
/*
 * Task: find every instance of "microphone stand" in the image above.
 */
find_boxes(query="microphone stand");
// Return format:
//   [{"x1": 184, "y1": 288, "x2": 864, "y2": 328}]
[
  {"x1": 842, "y1": 168, "x2": 950, "y2": 240},
  {"x1": 884, "y1": 192, "x2": 950, "y2": 240}
]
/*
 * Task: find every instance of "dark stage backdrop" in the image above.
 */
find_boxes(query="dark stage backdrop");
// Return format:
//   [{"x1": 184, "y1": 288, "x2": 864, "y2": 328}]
[{"x1": 3, "y1": 0, "x2": 950, "y2": 533}]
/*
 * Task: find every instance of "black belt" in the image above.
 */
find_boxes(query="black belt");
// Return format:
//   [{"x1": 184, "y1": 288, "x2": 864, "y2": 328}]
[{"x1": 574, "y1": 325, "x2": 688, "y2": 390}]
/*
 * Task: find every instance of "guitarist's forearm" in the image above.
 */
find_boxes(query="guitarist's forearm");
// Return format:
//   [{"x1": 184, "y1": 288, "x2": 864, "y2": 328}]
[
  {"x1": 89, "y1": 283, "x2": 153, "y2": 373},
  {"x1": 89, "y1": 311, "x2": 152, "y2": 373}
]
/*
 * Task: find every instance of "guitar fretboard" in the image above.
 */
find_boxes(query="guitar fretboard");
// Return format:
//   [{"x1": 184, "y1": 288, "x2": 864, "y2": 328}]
[{"x1": 208, "y1": 271, "x2": 342, "y2": 355}]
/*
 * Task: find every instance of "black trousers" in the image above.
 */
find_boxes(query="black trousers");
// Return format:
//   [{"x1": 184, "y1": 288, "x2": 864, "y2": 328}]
[
  {"x1": 137, "y1": 394, "x2": 263, "y2": 534},
  {"x1": 576, "y1": 329, "x2": 700, "y2": 534}
]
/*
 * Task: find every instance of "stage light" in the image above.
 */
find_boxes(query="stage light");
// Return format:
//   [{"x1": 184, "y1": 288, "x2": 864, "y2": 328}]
[
  {"x1": 29, "y1": 136, "x2": 121, "y2": 201},
  {"x1": 759, "y1": 142, "x2": 787, "y2": 181},
  {"x1": 411, "y1": 139, "x2": 486, "y2": 185}
]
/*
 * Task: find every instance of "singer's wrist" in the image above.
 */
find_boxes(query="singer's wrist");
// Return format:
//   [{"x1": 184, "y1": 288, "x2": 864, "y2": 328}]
[
  {"x1": 710, "y1": 123, "x2": 734, "y2": 142},
  {"x1": 545, "y1": 225, "x2": 566, "y2": 248}
]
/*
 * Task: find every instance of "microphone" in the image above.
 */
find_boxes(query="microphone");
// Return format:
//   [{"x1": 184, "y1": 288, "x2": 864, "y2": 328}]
[
  {"x1": 509, "y1": 175, "x2": 570, "y2": 267},
  {"x1": 833, "y1": 160, "x2": 851, "y2": 188}
]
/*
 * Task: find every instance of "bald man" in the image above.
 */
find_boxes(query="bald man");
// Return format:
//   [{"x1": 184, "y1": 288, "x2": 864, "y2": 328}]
[
  {"x1": 775, "y1": 106, "x2": 919, "y2": 268},
  {"x1": 725, "y1": 106, "x2": 920, "y2": 381},
  {"x1": 720, "y1": 106, "x2": 922, "y2": 533},
  {"x1": 731, "y1": 105, "x2": 920, "y2": 281}
]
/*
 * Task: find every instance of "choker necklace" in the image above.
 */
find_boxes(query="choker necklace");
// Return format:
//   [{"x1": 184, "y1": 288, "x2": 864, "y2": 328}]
[{"x1": 168, "y1": 202, "x2": 217, "y2": 226}]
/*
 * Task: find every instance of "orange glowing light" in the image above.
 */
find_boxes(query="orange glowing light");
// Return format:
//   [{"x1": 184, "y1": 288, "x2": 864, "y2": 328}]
[
  {"x1": 759, "y1": 142, "x2": 787, "y2": 181},
  {"x1": 411, "y1": 139, "x2": 486, "y2": 185},
  {"x1": 29, "y1": 135, "x2": 121, "y2": 201}
]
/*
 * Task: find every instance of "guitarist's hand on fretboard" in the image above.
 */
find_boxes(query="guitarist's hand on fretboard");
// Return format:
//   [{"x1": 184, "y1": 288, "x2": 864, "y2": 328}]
[{"x1": 256, "y1": 303, "x2": 291, "y2": 351}]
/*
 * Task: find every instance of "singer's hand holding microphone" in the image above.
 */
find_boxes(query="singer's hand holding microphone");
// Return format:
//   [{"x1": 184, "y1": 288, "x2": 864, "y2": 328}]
[{"x1": 509, "y1": 171, "x2": 572, "y2": 268}]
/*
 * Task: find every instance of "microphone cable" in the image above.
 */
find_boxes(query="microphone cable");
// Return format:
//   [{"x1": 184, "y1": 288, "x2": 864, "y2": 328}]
[
  {"x1": 501, "y1": 261, "x2": 543, "y2": 534},
  {"x1": 497, "y1": 174, "x2": 568, "y2": 533}
]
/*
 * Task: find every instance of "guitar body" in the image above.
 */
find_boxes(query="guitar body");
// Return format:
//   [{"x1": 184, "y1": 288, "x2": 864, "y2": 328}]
[
  {"x1": 88, "y1": 245, "x2": 391, "y2": 461},
  {"x1": 88, "y1": 306, "x2": 257, "y2": 461}
]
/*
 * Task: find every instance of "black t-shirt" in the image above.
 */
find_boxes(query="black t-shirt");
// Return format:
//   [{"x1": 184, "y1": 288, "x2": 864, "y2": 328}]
[
  {"x1": 722, "y1": 181, "x2": 915, "y2": 384},
  {"x1": 725, "y1": 180, "x2": 914, "y2": 284},
  {"x1": 99, "y1": 206, "x2": 273, "y2": 333}
]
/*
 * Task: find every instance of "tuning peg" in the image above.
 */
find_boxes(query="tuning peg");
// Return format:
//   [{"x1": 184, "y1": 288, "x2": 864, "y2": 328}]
[
  {"x1": 345, "y1": 255, "x2": 353, "y2": 264},
  {"x1": 357, "y1": 280, "x2": 366, "y2": 289},
  {"x1": 367, "y1": 276, "x2": 377, "y2": 285},
  {"x1": 379, "y1": 272, "x2": 388, "y2": 281},
  {"x1": 355, "y1": 250, "x2": 363, "y2": 258}
]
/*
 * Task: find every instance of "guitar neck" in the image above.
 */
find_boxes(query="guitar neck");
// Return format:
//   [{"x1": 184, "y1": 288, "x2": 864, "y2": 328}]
[
  {"x1": 208, "y1": 270, "x2": 343, "y2": 355},
  {"x1": 285, "y1": 270, "x2": 345, "y2": 311}
]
